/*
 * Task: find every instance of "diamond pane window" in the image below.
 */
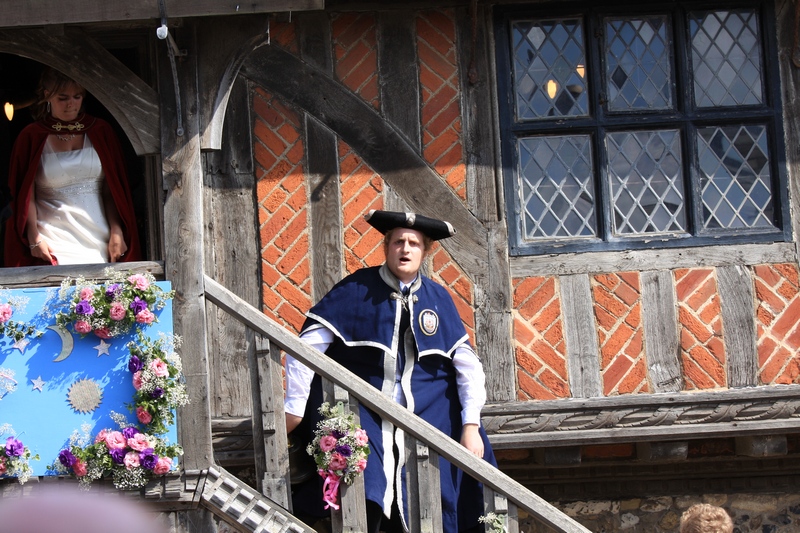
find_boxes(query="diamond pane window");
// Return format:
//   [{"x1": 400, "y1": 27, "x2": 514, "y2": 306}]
[
  {"x1": 698, "y1": 125, "x2": 774, "y2": 229},
  {"x1": 518, "y1": 135, "x2": 596, "y2": 239},
  {"x1": 690, "y1": 9, "x2": 763, "y2": 107},
  {"x1": 607, "y1": 130, "x2": 686, "y2": 235},
  {"x1": 511, "y1": 18, "x2": 588, "y2": 119},
  {"x1": 605, "y1": 16, "x2": 673, "y2": 111},
  {"x1": 496, "y1": 2, "x2": 786, "y2": 255}
]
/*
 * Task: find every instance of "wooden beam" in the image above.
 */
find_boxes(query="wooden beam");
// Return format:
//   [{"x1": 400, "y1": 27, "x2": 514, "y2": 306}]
[
  {"x1": 0, "y1": 1, "x2": 323, "y2": 28},
  {"x1": 641, "y1": 270, "x2": 682, "y2": 393},
  {"x1": 483, "y1": 386, "x2": 800, "y2": 449},
  {"x1": 239, "y1": 43, "x2": 490, "y2": 279},
  {"x1": 159, "y1": 22, "x2": 213, "y2": 472},
  {"x1": 510, "y1": 242, "x2": 796, "y2": 277},
  {"x1": 0, "y1": 28, "x2": 159, "y2": 155},
  {"x1": 718, "y1": 265, "x2": 758, "y2": 387},
  {"x1": 561, "y1": 274, "x2": 602, "y2": 398}
]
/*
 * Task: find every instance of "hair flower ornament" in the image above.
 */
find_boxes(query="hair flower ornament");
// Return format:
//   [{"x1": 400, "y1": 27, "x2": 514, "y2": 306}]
[
  {"x1": 56, "y1": 268, "x2": 174, "y2": 339},
  {"x1": 307, "y1": 402, "x2": 370, "y2": 510}
]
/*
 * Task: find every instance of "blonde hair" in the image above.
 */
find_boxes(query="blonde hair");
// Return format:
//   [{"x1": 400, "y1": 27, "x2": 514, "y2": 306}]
[
  {"x1": 32, "y1": 67, "x2": 86, "y2": 121},
  {"x1": 680, "y1": 504, "x2": 733, "y2": 533},
  {"x1": 382, "y1": 227, "x2": 434, "y2": 255}
]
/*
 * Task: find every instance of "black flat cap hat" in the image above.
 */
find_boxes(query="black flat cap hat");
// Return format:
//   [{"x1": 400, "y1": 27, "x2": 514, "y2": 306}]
[{"x1": 365, "y1": 210, "x2": 456, "y2": 241}]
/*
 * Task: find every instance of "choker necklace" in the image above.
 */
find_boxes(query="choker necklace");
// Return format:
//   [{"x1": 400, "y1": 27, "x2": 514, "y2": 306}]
[{"x1": 56, "y1": 133, "x2": 76, "y2": 142}]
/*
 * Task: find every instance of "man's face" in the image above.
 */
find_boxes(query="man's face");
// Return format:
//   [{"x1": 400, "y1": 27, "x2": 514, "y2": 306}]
[{"x1": 385, "y1": 228, "x2": 426, "y2": 284}]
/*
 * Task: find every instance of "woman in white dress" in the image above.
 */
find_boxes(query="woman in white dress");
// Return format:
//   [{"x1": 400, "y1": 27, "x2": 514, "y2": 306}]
[{"x1": 4, "y1": 68, "x2": 140, "y2": 267}]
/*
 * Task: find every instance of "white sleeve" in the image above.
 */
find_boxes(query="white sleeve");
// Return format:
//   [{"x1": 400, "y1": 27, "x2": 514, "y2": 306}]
[
  {"x1": 453, "y1": 343, "x2": 487, "y2": 426},
  {"x1": 284, "y1": 326, "x2": 334, "y2": 417}
]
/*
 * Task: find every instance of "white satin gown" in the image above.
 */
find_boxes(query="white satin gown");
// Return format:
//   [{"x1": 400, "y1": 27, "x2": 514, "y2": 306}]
[{"x1": 34, "y1": 136, "x2": 110, "y2": 264}]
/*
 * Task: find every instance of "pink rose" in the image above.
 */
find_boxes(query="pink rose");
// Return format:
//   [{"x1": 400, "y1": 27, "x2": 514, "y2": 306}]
[
  {"x1": 127, "y1": 433, "x2": 151, "y2": 452},
  {"x1": 124, "y1": 452, "x2": 140, "y2": 470},
  {"x1": 127, "y1": 274, "x2": 150, "y2": 290},
  {"x1": 329, "y1": 452, "x2": 347, "y2": 471},
  {"x1": 319, "y1": 435, "x2": 337, "y2": 452},
  {"x1": 357, "y1": 458, "x2": 367, "y2": 472},
  {"x1": 93, "y1": 327, "x2": 113, "y2": 339},
  {"x1": 150, "y1": 359, "x2": 169, "y2": 377},
  {"x1": 73, "y1": 460, "x2": 88, "y2": 477},
  {"x1": 354, "y1": 428, "x2": 368, "y2": 446},
  {"x1": 79, "y1": 287, "x2": 94, "y2": 301},
  {"x1": 135, "y1": 309, "x2": 155, "y2": 325},
  {"x1": 136, "y1": 406, "x2": 153, "y2": 425},
  {"x1": 0, "y1": 304, "x2": 12, "y2": 323},
  {"x1": 0, "y1": 457, "x2": 6, "y2": 475},
  {"x1": 132, "y1": 371, "x2": 143, "y2": 390},
  {"x1": 74, "y1": 320, "x2": 91, "y2": 334},
  {"x1": 153, "y1": 456, "x2": 173, "y2": 475},
  {"x1": 94, "y1": 429, "x2": 109, "y2": 444},
  {"x1": 109, "y1": 302, "x2": 127, "y2": 321},
  {"x1": 104, "y1": 431, "x2": 127, "y2": 450}
]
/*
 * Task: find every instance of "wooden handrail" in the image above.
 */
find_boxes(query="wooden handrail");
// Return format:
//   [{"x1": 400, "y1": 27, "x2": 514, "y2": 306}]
[{"x1": 203, "y1": 275, "x2": 591, "y2": 533}]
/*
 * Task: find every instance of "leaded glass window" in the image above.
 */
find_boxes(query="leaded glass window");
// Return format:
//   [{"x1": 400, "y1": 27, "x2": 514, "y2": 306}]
[{"x1": 496, "y1": 1, "x2": 787, "y2": 255}]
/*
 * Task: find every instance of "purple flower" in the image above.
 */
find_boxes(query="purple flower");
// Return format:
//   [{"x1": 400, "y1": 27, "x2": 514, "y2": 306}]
[
  {"x1": 5, "y1": 437, "x2": 23, "y2": 457},
  {"x1": 74, "y1": 300, "x2": 95, "y2": 315},
  {"x1": 122, "y1": 427, "x2": 138, "y2": 440},
  {"x1": 58, "y1": 449, "x2": 77, "y2": 467},
  {"x1": 335, "y1": 444, "x2": 352, "y2": 457},
  {"x1": 139, "y1": 448, "x2": 157, "y2": 470},
  {"x1": 151, "y1": 387, "x2": 164, "y2": 399},
  {"x1": 130, "y1": 297, "x2": 148, "y2": 314},
  {"x1": 128, "y1": 355, "x2": 143, "y2": 373},
  {"x1": 110, "y1": 448, "x2": 127, "y2": 464},
  {"x1": 332, "y1": 430, "x2": 346, "y2": 439},
  {"x1": 105, "y1": 283, "x2": 122, "y2": 300}
]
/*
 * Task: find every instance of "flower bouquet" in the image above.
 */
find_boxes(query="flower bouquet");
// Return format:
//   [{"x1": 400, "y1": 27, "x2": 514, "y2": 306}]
[
  {"x1": 56, "y1": 269, "x2": 174, "y2": 339},
  {"x1": 127, "y1": 332, "x2": 189, "y2": 435},
  {"x1": 307, "y1": 402, "x2": 370, "y2": 510},
  {"x1": 54, "y1": 419, "x2": 183, "y2": 490},
  {"x1": 0, "y1": 429, "x2": 39, "y2": 484}
]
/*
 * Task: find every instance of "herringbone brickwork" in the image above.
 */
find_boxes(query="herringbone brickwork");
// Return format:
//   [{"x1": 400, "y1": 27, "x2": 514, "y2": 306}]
[
  {"x1": 417, "y1": 10, "x2": 466, "y2": 201},
  {"x1": 754, "y1": 263, "x2": 800, "y2": 384},
  {"x1": 592, "y1": 273, "x2": 649, "y2": 395},
  {"x1": 675, "y1": 268, "x2": 726, "y2": 390},
  {"x1": 513, "y1": 276, "x2": 570, "y2": 400},
  {"x1": 253, "y1": 88, "x2": 311, "y2": 334},
  {"x1": 269, "y1": 19, "x2": 298, "y2": 52},
  {"x1": 332, "y1": 13, "x2": 379, "y2": 109},
  {"x1": 339, "y1": 140, "x2": 384, "y2": 274}
]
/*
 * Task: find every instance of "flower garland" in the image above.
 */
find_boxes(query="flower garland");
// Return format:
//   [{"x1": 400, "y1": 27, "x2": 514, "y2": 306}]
[
  {"x1": 0, "y1": 426, "x2": 39, "y2": 484},
  {"x1": 54, "y1": 334, "x2": 188, "y2": 490},
  {"x1": 0, "y1": 291, "x2": 40, "y2": 341},
  {"x1": 53, "y1": 417, "x2": 183, "y2": 490},
  {"x1": 56, "y1": 269, "x2": 174, "y2": 339},
  {"x1": 127, "y1": 332, "x2": 189, "y2": 435},
  {"x1": 307, "y1": 402, "x2": 370, "y2": 510},
  {"x1": 479, "y1": 512, "x2": 508, "y2": 533}
]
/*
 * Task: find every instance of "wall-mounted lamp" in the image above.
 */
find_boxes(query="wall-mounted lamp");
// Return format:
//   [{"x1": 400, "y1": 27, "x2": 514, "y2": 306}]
[
  {"x1": 4, "y1": 102, "x2": 12, "y2": 121},
  {"x1": 546, "y1": 79, "x2": 558, "y2": 99}
]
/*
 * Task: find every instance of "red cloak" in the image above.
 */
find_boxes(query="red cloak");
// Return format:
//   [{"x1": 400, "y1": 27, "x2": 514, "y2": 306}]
[{"x1": 4, "y1": 115, "x2": 141, "y2": 267}]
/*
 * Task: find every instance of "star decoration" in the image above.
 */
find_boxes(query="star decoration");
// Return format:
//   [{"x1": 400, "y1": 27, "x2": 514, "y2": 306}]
[
  {"x1": 12, "y1": 337, "x2": 29, "y2": 353},
  {"x1": 94, "y1": 339, "x2": 111, "y2": 357},
  {"x1": 31, "y1": 376, "x2": 45, "y2": 392}
]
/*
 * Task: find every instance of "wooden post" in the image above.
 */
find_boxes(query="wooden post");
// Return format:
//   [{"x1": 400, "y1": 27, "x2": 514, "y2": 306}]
[{"x1": 159, "y1": 21, "x2": 213, "y2": 472}]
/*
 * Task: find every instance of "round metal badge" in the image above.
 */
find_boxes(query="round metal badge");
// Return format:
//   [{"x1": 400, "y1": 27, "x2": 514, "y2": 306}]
[{"x1": 418, "y1": 309, "x2": 439, "y2": 336}]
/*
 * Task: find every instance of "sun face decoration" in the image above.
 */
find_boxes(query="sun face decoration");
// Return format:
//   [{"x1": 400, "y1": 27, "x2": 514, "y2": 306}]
[{"x1": 67, "y1": 378, "x2": 103, "y2": 413}]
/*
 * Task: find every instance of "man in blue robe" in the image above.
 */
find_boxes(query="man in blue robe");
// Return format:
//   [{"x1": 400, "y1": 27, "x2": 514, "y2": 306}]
[{"x1": 285, "y1": 210, "x2": 495, "y2": 532}]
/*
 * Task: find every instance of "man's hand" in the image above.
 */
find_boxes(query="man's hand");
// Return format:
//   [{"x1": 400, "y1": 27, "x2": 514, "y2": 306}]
[{"x1": 460, "y1": 423, "x2": 483, "y2": 458}]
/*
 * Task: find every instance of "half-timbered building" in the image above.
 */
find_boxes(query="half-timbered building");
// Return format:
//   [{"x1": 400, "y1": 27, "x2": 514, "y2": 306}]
[{"x1": 2, "y1": 0, "x2": 800, "y2": 531}]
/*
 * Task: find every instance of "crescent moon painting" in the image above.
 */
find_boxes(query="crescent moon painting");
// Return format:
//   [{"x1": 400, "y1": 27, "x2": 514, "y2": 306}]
[{"x1": 48, "y1": 324, "x2": 75, "y2": 362}]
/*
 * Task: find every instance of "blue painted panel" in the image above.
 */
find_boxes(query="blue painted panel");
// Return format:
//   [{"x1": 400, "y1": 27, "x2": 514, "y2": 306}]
[{"x1": 0, "y1": 282, "x2": 174, "y2": 476}]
